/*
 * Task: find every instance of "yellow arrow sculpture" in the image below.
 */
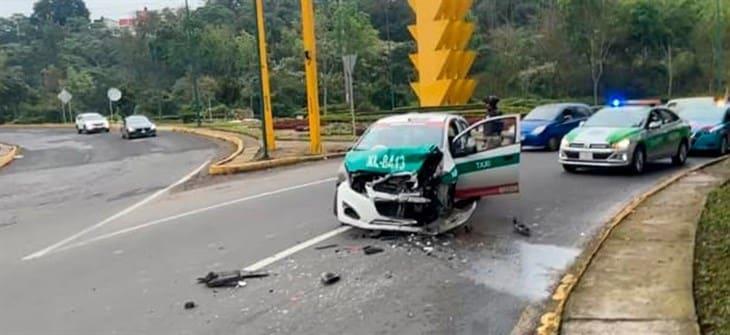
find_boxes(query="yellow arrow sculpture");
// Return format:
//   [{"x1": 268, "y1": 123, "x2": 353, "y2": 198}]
[{"x1": 409, "y1": 0, "x2": 477, "y2": 107}]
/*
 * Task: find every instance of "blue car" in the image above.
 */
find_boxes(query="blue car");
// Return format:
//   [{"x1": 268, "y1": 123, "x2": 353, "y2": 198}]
[
  {"x1": 673, "y1": 102, "x2": 730, "y2": 155},
  {"x1": 521, "y1": 103, "x2": 592, "y2": 151}
]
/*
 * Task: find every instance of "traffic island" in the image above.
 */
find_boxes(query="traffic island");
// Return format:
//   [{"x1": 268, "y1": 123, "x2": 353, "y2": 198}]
[
  {"x1": 168, "y1": 125, "x2": 350, "y2": 176},
  {"x1": 555, "y1": 157, "x2": 730, "y2": 335},
  {"x1": 0, "y1": 143, "x2": 18, "y2": 169}
]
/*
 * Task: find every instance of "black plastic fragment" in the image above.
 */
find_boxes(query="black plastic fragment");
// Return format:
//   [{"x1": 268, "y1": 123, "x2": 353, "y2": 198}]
[
  {"x1": 363, "y1": 245, "x2": 384, "y2": 255},
  {"x1": 320, "y1": 272, "x2": 341, "y2": 285}
]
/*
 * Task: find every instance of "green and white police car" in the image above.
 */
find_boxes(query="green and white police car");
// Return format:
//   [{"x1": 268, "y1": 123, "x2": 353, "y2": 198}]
[{"x1": 559, "y1": 106, "x2": 691, "y2": 174}]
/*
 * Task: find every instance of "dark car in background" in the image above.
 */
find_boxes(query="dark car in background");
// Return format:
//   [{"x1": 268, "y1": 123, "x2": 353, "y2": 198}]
[
  {"x1": 121, "y1": 115, "x2": 157, "y2": 140},
  {"x1": 520, "y1": 103, "x2": 592, "y2": 151}
]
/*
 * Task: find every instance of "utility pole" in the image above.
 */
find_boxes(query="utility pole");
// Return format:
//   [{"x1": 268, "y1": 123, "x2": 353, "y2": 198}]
[
  {"x1": 185, "y1": 0, "x2": 202, "y2": 127},
  {"x1": 252, "y1": 0, "x2": 276, "y2": 157},
  {"x1": 302, "y1": 0, "x2": 323, "y2": 155},
  {"x1": 385, "y1": 0, "x2": 395, "y2": 110}
]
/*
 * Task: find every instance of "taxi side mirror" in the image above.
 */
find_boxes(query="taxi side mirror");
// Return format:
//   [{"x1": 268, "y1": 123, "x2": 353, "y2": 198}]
[{"x1": 649, "y1": 121, "x2": 662, "y2": 130}]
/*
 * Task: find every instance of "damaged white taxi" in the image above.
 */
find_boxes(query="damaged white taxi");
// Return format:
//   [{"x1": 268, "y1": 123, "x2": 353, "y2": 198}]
[{"x1": 334, "y1": 113, "x2": 521, "y2": 234}]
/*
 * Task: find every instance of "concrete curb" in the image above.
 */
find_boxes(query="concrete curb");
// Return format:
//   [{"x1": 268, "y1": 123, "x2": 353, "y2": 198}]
[
  {"x1": 535, "y1": 155, "x2": 730, "y2": 335},
  {"x1": 163, "y1": 126, "x2": 244, "y2": 171},
  {"x1": 208, "y1": 152, "x2": 347, "y2": 175},
  {"x1": 0, "y1": 143, "x2": 19, "y2": 169}
]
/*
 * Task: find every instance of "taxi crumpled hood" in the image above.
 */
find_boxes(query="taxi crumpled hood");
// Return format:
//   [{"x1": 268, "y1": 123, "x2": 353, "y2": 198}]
[
  {"x1": 566, "y1": 127, "x2": 641, "y2": 144},
  {"x1": 344, "y1": 145, "x2": 443, "y2": 175}
]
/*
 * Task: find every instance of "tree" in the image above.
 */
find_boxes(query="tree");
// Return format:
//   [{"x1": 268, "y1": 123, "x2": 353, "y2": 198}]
[
  {"x1": 560, "y1": 0, "x2": 626, "y2": 104},
  {"x1": 627, "y1": 0, "x2": 698, "y2": 98},
  {"x1": 32, "y1": 0, "x2": 90, "y2": 26}
]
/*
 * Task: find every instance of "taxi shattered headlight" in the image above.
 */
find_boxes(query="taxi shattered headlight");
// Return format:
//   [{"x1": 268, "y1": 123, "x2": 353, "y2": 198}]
[
  {"x1": 613, "y1": 139, "x2": 631, "y2": 150},
  {"x1": 531, "y1": 125, "x2": 547, "y2": 135}
]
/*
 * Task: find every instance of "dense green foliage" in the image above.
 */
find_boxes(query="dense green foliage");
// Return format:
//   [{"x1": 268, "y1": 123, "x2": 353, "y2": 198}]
[
  {"x1": 0, "y1": 0, "x2": 729, "y2": 123},
  {"x1": 694, "y1": 182, "x2": 730, "y2": 335}
]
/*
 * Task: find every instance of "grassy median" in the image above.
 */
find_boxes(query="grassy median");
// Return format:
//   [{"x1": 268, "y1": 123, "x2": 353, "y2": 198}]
[{"x1": 694, "y1": 182, "x2": 730, "y2": 335}]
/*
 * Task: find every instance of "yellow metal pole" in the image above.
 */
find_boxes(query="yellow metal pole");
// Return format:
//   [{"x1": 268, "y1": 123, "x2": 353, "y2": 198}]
[
  {"x1": 300, "y1": 0, "x2": 322, "y2": 155},
  {"x1": 254, "y1": 0, "x2": 276, "y2": 152}
]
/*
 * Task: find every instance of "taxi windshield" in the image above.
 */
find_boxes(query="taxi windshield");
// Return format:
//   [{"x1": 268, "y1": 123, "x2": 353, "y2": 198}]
[
  {"x1": 354, "y1": 122, "x2": 444, "y2": 151},
  {"x1": 584, "y1": 107, "x2": 649, "y2": 128}
]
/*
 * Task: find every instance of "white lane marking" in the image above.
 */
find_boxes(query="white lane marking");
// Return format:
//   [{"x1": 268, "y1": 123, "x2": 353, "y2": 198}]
[
  {"x1": 22, "y1": 159, "x2": 212, "y2": 261},
  {"x1": 244, "y1": 226, "x2": 352, "y2": 271},
  {"x1": 51, "y1": 177, "x2": 337, "y2": 255}
]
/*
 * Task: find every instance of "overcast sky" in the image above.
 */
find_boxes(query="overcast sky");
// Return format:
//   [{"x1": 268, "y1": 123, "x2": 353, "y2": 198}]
[{"x1": 1, "y1": 0, "x2": 205, "y2": 19}]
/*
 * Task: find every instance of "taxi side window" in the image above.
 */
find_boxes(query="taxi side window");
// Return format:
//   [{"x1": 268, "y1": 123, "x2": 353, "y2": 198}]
[
  {"x1": 725, "y1": 109, "x2": 730, "y2": 123},
  {"x1": 648, "y1": 110, "x2": 663, "y2": 128},
  {"x1": 658, "y1": 109, "x2": 679, "y2": 124},
  {"x1": 471, "y1": 118, "x2": 517, "y2": 152},
  {"x1": 449, "y1": 119, "x2": 467, "y2": 154}
]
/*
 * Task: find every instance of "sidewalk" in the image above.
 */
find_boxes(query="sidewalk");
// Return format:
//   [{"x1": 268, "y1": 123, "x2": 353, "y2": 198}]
[{"x1": 562, "y1": 158, "x2": 730, "y2": 335}]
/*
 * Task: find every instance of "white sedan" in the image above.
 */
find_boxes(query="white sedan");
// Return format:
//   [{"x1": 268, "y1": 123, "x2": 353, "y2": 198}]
[
  {"x1": 75, "y1": 113, "x2": 110, "y2": 134},
  {"x1": 334, "y1": 113, "x2": 522, "y2": 235}
]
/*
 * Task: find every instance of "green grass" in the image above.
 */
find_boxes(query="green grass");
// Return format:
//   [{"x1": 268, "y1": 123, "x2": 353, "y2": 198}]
[{"x1": 695, "y1": 183, "x2": 730, "y2": 335}]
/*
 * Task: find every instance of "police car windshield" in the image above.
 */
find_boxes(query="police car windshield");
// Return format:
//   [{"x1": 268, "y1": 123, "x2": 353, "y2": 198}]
[
  {"x1": 524, "y1": 105, "x2": 561, "y2": 121},
  {"x1": 584, "y1": 107, "x2": 648, "y2": 128},
  {"x1": 676, "y1": 106, "x2": 724, "y2": 124},
  {"x1": 354, "y1": 122, "x2": 443, "y2": 151}
]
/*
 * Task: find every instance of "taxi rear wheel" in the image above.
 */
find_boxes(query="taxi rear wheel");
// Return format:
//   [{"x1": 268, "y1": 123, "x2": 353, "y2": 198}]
[{"x1": 671, "y1": 141, "x2": 688, "y2": 166}]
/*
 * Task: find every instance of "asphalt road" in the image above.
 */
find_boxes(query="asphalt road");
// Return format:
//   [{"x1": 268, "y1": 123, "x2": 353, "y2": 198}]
[{"x1": 0, "y1": 131, "x2": 712, "y2": 334}]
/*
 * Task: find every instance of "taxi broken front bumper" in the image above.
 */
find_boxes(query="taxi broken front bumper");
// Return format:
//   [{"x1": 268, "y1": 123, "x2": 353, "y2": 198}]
[{"x1": 335, "y1": 180, "x2": 476, "y2": 235}]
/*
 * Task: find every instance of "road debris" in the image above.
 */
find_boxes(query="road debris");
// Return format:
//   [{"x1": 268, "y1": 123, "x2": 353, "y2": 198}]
[
  {"x1": 513, "y1": 217, "x2": 531, "y2": 237},
  {"x1": 197, "y1": 270, "x2": 269, "y2": 288},
  {"x1": 320, "y1": 272, "x2": 341, "y2": 286},
  {"x1": 184, "y1": 301, "x2": 196, "y2": 310},
  {"x1": 314, "y1": 243, "x2": 338, "y2": 250},
  {"x1": 363, "y1": 245, "x2": 384, "y2": 255}
]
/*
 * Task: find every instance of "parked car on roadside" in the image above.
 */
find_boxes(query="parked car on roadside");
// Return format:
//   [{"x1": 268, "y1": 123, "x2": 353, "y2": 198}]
[
  {"x1": 520, "y1": 103, "x2": 592, "y2": 151},
  {"x1": 121, "y1": 115, "x2": 157, "y2": 139},
  {"x1": 75, "y1": 113, "x2": 110, "y2": 134}
]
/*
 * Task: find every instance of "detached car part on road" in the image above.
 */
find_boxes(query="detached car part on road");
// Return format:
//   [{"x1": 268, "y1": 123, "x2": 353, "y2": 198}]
[
  {"x1": 334, "y1": 113, "x2": 521, "y2": 235},
  {"x1": 560, "y1": 106, "x2": 691, "y2": 174},
  {"x1": 75, "y1": 113, "x2": 110, "y2": 134},
  {"x1": 122, "y1": 115, "x2": 157, "y2": 140},
  {"x1": 668, "y1": 97, "x2": 730, "y2": 156}
]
